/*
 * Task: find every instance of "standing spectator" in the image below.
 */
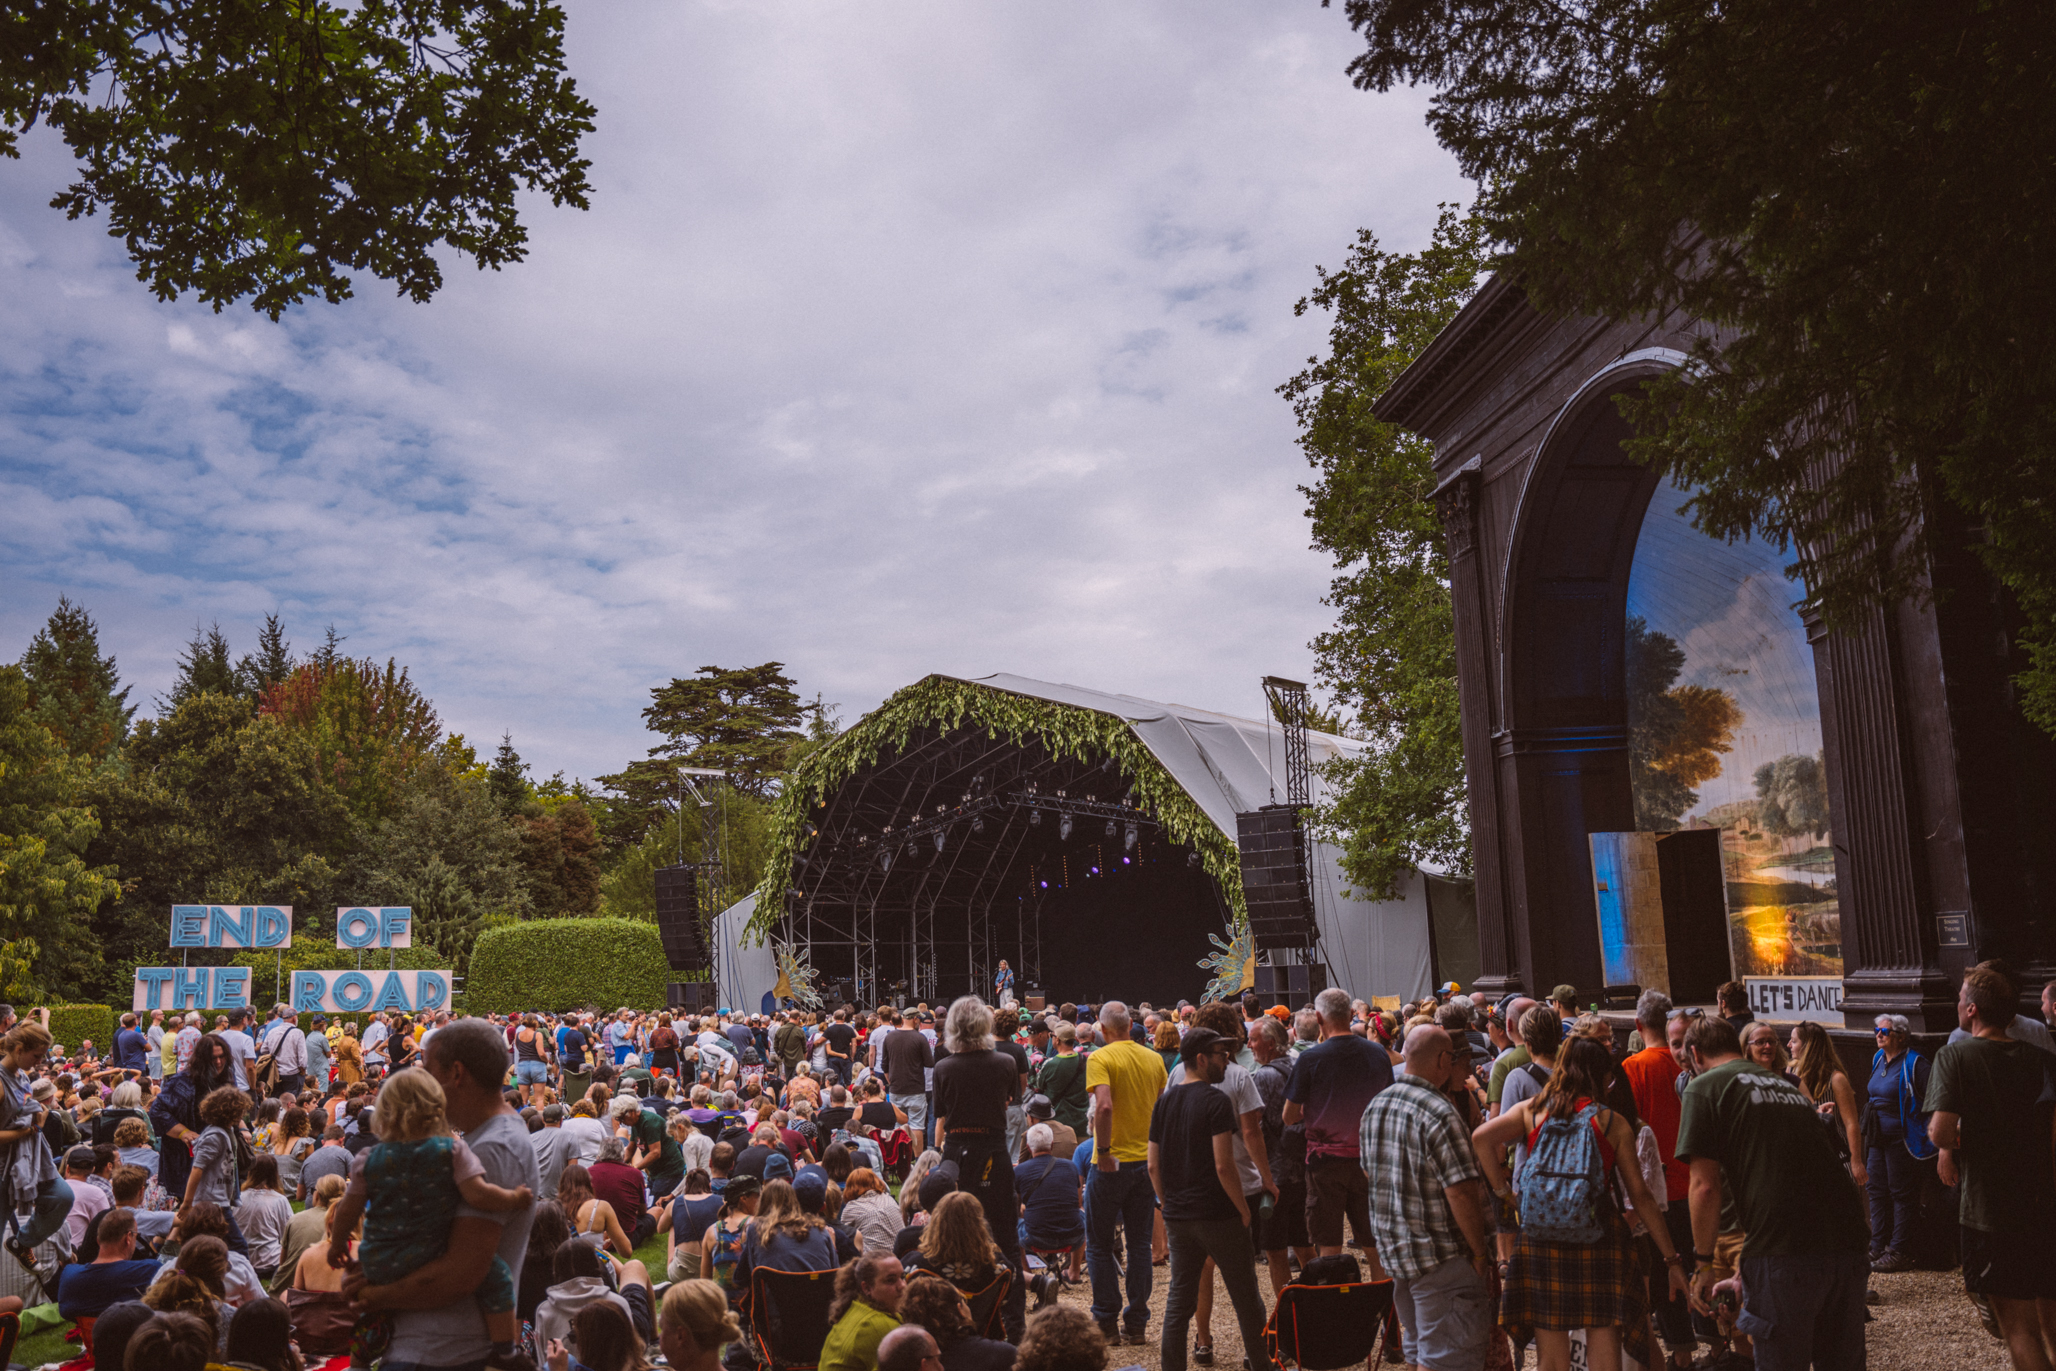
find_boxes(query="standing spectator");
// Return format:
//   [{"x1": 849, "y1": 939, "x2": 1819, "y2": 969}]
[
  {"x1": 1946, "y1": 961, "x2": 2056, "y2": 1055},
  {"x1": 1034, "y1": 1023, "x2": 1090, "y2": 1136},
  {"x1": 1864, "y1": 1012, "x2": 1935, "y2": 1271},
  {"x1": 260, "y1": 1007, "x2": 307, "y2": 1098},
  {"x1": 1475, "y1": 1035, "x2": 1686, "y2": 1371},
  {"x1": 1926, "y1": 966, "x2": 2056, "y2": 1371},
  {"x1": 562, "y1": 1016, "x2": 592, "y2": 1103},
  {"x1": 1357, "y1": 1026, "x2": 1495, "y2": 1371},
  {"x1": 173, "y1": 1012, "x2": 202, "y2": 1075},
  {"x1": 146, "y1": 1010, "x2": 168, "y2": 1083},
  {"x1": 360, "y1": 1012, "x2": 390, "y2": 1079},
  {"x1": 1621, "y1": 990, "x2": 1698, "y2": 1370},
  {"x1": 1148, "y1": 1028, "x2": 1273, "y2": 1371},
  {"x1": 823, "y1": 1010, "x2": 859, "y2": 1086},
  {"x1": 1676, "y1": 1014, "x2": 1869, "y2": 1371},
  {"x1": 1282, "y1": 986, "x2": 1392, "y2": 1265},
  {"x1": 112, "y1": 1014, "x2": 150, "y2": 1074},
  {"x1": 1715, "y1": 982, "x2": 1755, "y2": 1034},
  {"x1": 1247, "y1": 1014, "x2": 1310, "y2": 1293},
  {"x1": 148, "y1": 1030, "x2": 233, "y2": 1210},
  {"x1": 1790, "y1": 1022, "x2": 1867, "y2": 1186},
  {"x1": 932, "y1": 996, "x2": 1025, "y2": 1341},
  {"x1": 220, "y1": 1009, "x2": 257, "y2": 1092},
  {"x1": 1083, "y1": 999, "x2": 1167, "y2": 1346},
  {"x1": 303, "y1": 1016, "x2": 331, "y2": 1093},
  {"x1": 1485, "y1": 997, "x2": 1538, "y2": 1117},
  {"x1": 882, "y1": 1011, "x2": 937, "y2": 1149},
  {"x1": 775, "y1": 1011, "x2": 810, "y2": 1078}
]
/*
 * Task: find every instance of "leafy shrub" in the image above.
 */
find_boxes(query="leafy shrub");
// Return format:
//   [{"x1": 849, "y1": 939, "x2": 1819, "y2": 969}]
[
  {"x1": 36, "y1": 1004, "x2": 115, "y2": 1054},
  {"x1": 464, "y1": 919, "x2": 670, "y2": 1015}
]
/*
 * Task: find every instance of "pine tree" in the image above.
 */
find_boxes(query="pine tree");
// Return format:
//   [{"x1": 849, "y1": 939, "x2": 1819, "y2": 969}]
[
  {"x1": 488, "y1": 733, "x2": 530, "y2": 810},
  {"x1": 234, "y1": 614, "x2": 295, "y2": 698},
  {"x1": 161, "y1": 623, "x2": 236, "y2": 712},
  {"x1": 17, "y1": 597, "x2": 134, "y2": 763}
]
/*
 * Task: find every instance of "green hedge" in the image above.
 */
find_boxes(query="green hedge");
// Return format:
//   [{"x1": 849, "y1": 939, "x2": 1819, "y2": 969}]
[
  {"x1": 464, "y1": 919, "x2": 670, "y2": 1015},
  {"x1": 37, "y1": 1004, "x2": 115, "y2": 1054}
]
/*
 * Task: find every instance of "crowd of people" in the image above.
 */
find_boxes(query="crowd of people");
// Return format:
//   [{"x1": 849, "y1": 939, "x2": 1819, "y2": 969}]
[{"x1": 0, "y1": 959, "x2": 2045, "y2": 1371}]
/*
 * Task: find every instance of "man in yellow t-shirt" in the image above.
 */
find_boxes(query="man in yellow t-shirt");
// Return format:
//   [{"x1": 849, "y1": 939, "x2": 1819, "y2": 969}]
[{"x1": 1083, "y1": 1000, "x2": 1167, "y2": 1344}]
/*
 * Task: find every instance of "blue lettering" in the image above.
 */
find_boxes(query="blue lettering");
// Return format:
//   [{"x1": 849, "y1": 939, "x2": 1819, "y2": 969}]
[
  {"x1": 371, "y1": 971, "x2": 412, "y2": 1014},
  {"x1": 135, "y1": 967, "x2": 174, "y2": 1010},
  {"x1": 254, "y1": 906, "x2": 291, "y2": 947},
  {"x1": 337, "y1": 908, "x2": 379, "y2": 949},
  {"x1": 380, "y1": 908, "x2": 411, "y2": 947},
  {"x1": 332, "y1": 972, "x2": 374, "y2": 1012},
  {"x1": 170, "y1": 967, "x2": 208, "y2": 1009},
  {"x1": 213, "y1": 967, "x2": 250, "y2": 1010},
  {"x1": 415, "y1": 972, "x2": 449, "y2": 1012},
  {"x1": 171, "y1": 906, "x2": 207, "y2": 947},
  {"x1": 292, "y1": 972, "x2": 327, "y2": 1014},
  {"x1": 208, "y1": 906, "x2": 253, "y2": 948}
]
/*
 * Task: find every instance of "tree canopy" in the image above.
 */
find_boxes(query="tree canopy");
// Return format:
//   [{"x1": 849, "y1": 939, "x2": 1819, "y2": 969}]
[
  {"x1": 1, "y1": 0, "x2": 595, "y2": 317},
  {"x1": 1334, "y1": 0, "x2": 2056, "y2": 733},
  {"x1": 1281, "y1": 207, "x2": 1488, "y2": 897}
]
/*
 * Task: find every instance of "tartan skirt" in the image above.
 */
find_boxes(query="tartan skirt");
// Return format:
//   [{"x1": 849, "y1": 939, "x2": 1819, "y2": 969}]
[{"x1": 1499, "y1": 1200, "x2": 1653, "y2": 1365}]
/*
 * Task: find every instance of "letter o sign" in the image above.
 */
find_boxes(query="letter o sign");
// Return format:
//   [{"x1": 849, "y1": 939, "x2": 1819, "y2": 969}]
[
  {"x1": 337, "y1": 908, "x2": 379, "y2": 949},
  {"x1": 332, "y1": 972, "x2": 375, "y2": 1012}
]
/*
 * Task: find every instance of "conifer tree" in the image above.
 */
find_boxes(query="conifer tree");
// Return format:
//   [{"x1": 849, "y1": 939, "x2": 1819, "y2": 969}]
[
  {"x1": 162, "y1": 623, "x2": 236, "y2": 711},
  {"x1": 17, "y1": 597, "x2": 133, "y2": 763}
]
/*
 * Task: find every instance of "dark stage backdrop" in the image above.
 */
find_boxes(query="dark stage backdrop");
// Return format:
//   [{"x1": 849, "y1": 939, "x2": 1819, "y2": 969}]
[{"x1": 1031, "y1": 855, "x2": 1226, "y2": 1008}]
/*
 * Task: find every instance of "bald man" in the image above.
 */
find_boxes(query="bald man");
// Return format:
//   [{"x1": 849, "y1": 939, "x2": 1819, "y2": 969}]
[
  {"x1": 875, "y1": 1324, "x2": 937, "y2": 1371},
  {"x1": 1487, "y1": 997, "x2": 1539, "y2": 1116},
  {"x1": 1360, "y1": 1026, "x2": 1494, "y2": 1371}
]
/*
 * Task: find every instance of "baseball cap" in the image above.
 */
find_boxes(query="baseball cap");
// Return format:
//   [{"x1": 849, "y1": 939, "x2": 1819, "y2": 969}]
[
  {"x1": 1549, "y1": 984, "x2": 1579, "y2": 1004},
  {"x1": 918, "y1": 1159, "x2": 960, "y2": 1212},
  {"x1": 64, "y1": 1145, "x2": 96, "y2": 1172},
  {"x1": 1178, "y1": 1027, "x2": 1226, "y2": 1065}
]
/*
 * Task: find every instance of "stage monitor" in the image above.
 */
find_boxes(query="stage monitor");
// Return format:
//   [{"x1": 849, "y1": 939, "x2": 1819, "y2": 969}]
[
  {"x1": 669, "y1": 981, "x2": 718, "y2": 1015},
  {"x1": 654, "y1": 865, "x2": 707, "y2": 972},
  {"x1": 1236, "y1": 806, "x2": 1317, "y2": 950}
]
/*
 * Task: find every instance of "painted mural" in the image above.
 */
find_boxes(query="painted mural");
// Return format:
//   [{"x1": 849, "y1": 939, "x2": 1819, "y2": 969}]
[{"x1": 1625, "y1": 480, "x2": 1839, "y2": 978}]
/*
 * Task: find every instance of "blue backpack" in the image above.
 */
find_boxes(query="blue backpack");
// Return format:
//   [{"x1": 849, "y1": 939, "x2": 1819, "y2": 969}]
[{"x1": 1515, "y1": 1103, "x2": 1608, "y2": 1244}]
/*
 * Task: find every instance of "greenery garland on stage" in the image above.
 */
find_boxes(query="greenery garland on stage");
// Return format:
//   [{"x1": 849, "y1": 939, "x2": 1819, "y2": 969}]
[{"x1": 747, "y1": 674, "x2": 1247, "y2": 945}]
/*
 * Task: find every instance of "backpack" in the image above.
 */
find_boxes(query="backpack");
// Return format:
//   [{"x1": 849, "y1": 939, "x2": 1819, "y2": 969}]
[{"x1": 1515, "y1": 1102, "x2": 1608, "y2": 1244}]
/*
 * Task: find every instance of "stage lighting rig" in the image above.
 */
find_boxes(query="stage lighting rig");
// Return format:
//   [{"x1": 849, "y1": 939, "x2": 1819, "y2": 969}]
[
  {"x1": 1058, "y1": 814, "x2": 1074, "y2": 841},
  {"x1": 1125, "y1": 823, "x2": 1139, "y2": 851}
]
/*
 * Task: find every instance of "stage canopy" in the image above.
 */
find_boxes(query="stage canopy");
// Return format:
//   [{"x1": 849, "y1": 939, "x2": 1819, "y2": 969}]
[{"x1": 713, "y1": 673, "x2": 1433, "y2": 1012}]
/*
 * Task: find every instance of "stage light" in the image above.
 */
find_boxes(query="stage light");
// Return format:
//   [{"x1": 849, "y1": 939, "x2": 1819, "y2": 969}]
[
  {"x1": 934, "y1": 831, "x2": 946, "y2": 853},
  {"x1": 879, "y1": 851, "x2": 892, "y2": 873},
  {"x1": 1058, "y1": 815, "x2": 1073, "y2": 841},
  {"x1": 1029, "y1": 809, "x2": 1042, "y2": 827},
  {"x1": 1187, "y1": 850, "x2": 1201, "y2": 867},
  {"x1": 1104, "y1": 819, "x2": 1117, "y2": 838},
  {"x1": 971, "y1": 816, "x2": 985, "y2": 835},
  {"x1": 1124, "y1": 823, "x2": 1138, "y2": 851}
]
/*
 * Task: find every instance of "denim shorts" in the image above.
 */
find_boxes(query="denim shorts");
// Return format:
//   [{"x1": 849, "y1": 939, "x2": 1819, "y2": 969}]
[{"x1": 514, "y1": 1059, "x2": 548, "y2": 1085}]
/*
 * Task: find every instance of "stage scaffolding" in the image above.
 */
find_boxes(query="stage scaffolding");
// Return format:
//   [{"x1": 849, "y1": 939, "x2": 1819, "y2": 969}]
[{"x1": 775, "y1": 722, "x2": 1179, "y2": 1005}]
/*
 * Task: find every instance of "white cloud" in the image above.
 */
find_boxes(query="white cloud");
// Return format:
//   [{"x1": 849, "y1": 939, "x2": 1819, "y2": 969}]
[{"x1": 0, "y1": 0, "x2": 1468, "y2": 779}]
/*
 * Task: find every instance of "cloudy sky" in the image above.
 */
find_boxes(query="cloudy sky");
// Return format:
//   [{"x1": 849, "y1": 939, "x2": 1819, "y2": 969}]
[{"x1": 0, "y1": 2, "x2": 1468, "y2": 784}]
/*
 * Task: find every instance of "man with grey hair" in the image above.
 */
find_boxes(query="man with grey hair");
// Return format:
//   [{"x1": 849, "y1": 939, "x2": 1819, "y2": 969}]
[
  {"x1": 1085, "y1": 999, "x2": 1169, "y2": 1346},
  {"x1": 347, "y1": 1016, "x2": 539, "y2": 1370},
  {"x1": 531, "y1": 1101, "x2": 574, "y2": 1196},
  {"x1": 933, "y1": 996, "x2": 1026, "y2": 1340},
  {"x1": 1290, "y1": 1008, "x2": 1319, "y2": 1058},
  {"x1": 1360, "y1": 1026, "x2": 1492, "y2": 1371},
  {"x1": 1282, "y1": 986, "x2": 1391, "y2": 1262}
]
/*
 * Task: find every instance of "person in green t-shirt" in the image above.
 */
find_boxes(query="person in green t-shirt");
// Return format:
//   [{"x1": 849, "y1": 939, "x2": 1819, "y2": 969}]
[
  {"x1": 1675, "y1": 1014, "x2": 1868, "y2": 1370},
  {"x1": 1926, "y1": 966, "x2": 2056, "y2": 1365}
]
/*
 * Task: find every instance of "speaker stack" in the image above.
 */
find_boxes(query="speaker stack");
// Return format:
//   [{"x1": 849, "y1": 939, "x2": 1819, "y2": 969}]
[
  {"x1": 1235, "y1": 805, "x2": 1319, "y2": 950},
  {"x1": 1251, "y1": 962, "x2": 1328, "y2": 1009},
  {"x1": 655, "y1": 865, "x2": 713, "y2": 1011}
]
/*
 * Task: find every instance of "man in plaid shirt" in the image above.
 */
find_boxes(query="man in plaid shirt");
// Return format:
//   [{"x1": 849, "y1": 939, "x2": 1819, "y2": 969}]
[{"x1": 1360, "y1": 1025, "x2": 1495, "y2": 1370}]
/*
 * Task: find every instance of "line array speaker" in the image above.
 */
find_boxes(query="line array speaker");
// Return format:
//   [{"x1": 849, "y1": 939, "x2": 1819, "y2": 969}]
[
  {"x1": 668, "y1": 981, "x2": 718, "y2": 1014},
  {"x1": 1236, "y1": 805, "x2": 1318, "y2": 950},
  {"x1": 1251, "y1": 962, "x2": 1328, "y2": 1008},
  {"x1": 654, "y1": 865, "x2": 708, "y2": 972}
]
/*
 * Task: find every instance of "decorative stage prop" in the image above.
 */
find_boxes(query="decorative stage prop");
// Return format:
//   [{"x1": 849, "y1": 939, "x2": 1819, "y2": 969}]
[
  {"x1": 136, "y1": 905, "x2": 450, "y2": 1013},
  {"x1": 1199, "y1": 929, "x2": 1257, "y2": 1004},
  {"x1": 715, "y1": 672, "x2": 1436, "y2": 1009},
  {"x1": 1587, "y1": 830, "x2": 1733, "y2": 1008},
  {"x1": 771, "y1": 940, "x2": 823, "y2": 1011}
]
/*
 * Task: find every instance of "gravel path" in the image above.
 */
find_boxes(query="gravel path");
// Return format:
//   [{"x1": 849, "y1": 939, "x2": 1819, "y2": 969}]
[{"x1": 1033, "y1": 1260, "x2": 2009, "y2": 1370}]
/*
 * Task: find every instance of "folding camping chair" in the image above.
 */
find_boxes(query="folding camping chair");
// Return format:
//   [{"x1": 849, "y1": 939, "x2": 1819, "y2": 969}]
[
  {"x1": 1264, "y1": 1279, "x2": 1397, "y2": 1370},
  {"x1": 749, "y1": 1267, "x2": 841, "y2": 1371},
  {"x1": 963, "y1": 1267, "x2": 1013, "y2": 1339}
]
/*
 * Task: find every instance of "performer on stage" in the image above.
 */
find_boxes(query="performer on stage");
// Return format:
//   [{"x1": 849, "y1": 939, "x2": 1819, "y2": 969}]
[{"x1": 994, "y1": 960, "x2": 1016, "y2": 1006}]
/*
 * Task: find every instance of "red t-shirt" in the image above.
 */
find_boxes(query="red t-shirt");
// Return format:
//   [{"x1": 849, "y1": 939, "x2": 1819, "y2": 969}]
[{"x1": 1621, "y1": 1044, "x2": 1687, "y2": 1201}]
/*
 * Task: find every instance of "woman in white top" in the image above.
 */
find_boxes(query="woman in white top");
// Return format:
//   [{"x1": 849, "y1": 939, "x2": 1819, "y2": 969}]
[
  {"x1": 234, "y1": 1153, "x2": 296, "y2": 1277},
  {"x1": 558, "y1": 1162, "x2": 633, "y2": 1258}
]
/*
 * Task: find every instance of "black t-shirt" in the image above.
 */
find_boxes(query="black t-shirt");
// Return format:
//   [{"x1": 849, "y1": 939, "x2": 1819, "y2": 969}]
[
  {"x1": 562, "y1": 1029, "x2": 588, "y2": 1071},
  {"x1": 823, "y1": 1023, "x2": 857, "y2": 1061},
  {"x1": 939, "y1": 1334, "x2": 1019, "y2": 1371},
  {"x1": 819, "y1": 1106, "x2": 856, "y2": 1134},
  {"x1": 994, "y1": 1040, "x2": 1029, "y2": 1101},
  {"x1": 1148, "y1": 1081, "x2": 1238, "y2": 1222},
  {"x1": 734, "y1": 1144, "x2": 776, "y2": 1178},
  {"x1": 934, "y1": 1049, "x2": 1019, "y2": 1135},
  {"x1": 859, "y1": 1101, "x2": 901, "y2": 1133},
  {"x1": 882, "y1": 1029, "x2": 934, "y2": 1096}
]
